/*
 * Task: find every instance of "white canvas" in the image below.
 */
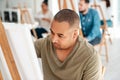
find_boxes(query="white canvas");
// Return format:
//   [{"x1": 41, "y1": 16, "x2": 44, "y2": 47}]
[{"x1": 1, "y1": 22, "x2": 43, "y2": 80}]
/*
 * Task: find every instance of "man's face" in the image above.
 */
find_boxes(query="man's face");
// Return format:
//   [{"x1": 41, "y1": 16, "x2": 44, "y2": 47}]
[
  {"x1": 79, "y1": 0, "x2": 88, "y2": 13},
  {"x1": 50, "y1": 20, "x2": 77, "y2": 50},
  {"x1": 41, "y1": 3, "x2": 48, "y2": 11}
]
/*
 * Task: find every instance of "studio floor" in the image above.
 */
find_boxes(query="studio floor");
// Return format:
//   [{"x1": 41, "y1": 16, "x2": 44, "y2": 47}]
[{"x1": 95, "y1": 25, "x2": 120, "y2": 80}]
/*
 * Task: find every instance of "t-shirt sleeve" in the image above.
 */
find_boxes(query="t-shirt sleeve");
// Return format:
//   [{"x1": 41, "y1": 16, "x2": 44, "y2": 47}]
[
  {"x1": 34, "y1": 40, "x2": 41, "y2": 58},
  {"x1": 82, "y1": 50, "x2": 102, "y2": 80}
]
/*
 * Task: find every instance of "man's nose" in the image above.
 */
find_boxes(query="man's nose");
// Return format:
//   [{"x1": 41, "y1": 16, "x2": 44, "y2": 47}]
[{"x1": 52, "y1": 35, "x2": 58, "y2": 43}]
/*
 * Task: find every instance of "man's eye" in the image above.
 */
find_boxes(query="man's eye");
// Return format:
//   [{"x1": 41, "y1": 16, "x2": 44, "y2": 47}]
[{"x1": 58, "y1": 34, "x2": 64, "y2": 38}]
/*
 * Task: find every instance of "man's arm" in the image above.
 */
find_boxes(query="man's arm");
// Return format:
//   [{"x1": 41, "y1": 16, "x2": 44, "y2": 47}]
[
  {"x1": 34, "y1": 40, "x2": 41, "y2": 58},
  {"x1": 82, "y1": 51, "x2": 102, "y2": 80},
  {"x1": 86, "y1": 10, "x2": 101, "y2": 41}
]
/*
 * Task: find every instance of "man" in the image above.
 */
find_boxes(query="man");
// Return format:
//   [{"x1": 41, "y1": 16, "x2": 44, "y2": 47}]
[
  {"x1": 34, "y1": 9, "x2": 102, "y2": 80},
  {"x1": 79, "y1": 0, "x2": 102, "y2": 46}
]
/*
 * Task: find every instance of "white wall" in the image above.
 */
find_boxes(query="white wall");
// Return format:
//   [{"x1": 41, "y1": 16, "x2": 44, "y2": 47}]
[
  {"x1": 49, "y1": 0, "x2": 79, "y2": 16},
  {"x1": 0, "y1": 0, "x2": 79, "y2": 17},
  {"x1": 0, "y1": 0, "x2": 6, "y2": 17},
  {"x1": 0, "y1": 0, "x2": 44, "y2": 16}
]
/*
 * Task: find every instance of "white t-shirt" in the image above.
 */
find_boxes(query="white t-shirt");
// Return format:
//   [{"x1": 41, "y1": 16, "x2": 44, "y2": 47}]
[
  {"x1": 35, "y1": 10, "x2": 53, "y2": 32},
  {"x1": 98, "y1": 1, "x2": 112, "y2": 20}
]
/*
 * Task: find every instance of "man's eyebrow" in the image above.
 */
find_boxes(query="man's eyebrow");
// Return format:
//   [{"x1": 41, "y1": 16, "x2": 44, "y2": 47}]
[
  {"x1": 50, "y1": 28, "x2": 64, "y2": 36},
  {"x1": 50, "y1": 28, "x2": 54, "y2": 33}
]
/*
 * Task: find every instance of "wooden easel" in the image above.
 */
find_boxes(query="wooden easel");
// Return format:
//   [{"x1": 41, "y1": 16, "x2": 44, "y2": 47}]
[
  {"x1": 18, "y1": 4, "x2": 38, "y2": 39},
  {"x1": 58, "y1": 0, "x2": 75, "y2": 11},
  {"x1": 91, "y1": 0, "x2": 112, "y2": 62},
  {"x1": 0, "y1": 19, "x2": 21, "y2": 80}
]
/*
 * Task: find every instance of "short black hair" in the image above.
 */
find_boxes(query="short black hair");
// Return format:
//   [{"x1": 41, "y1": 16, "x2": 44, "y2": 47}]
[
  {"x1": 54, "y1": 9, "x2": 80, "y2": 27},
  {"x1": 84, "y1": 0, "x2": 90, "y2": 3},
  {"x1": 42, "y1": 0, "x2": 48, "y2": 6},
  {"x1": 106, "y1": 0, "x2": 111, "y2": 8}
]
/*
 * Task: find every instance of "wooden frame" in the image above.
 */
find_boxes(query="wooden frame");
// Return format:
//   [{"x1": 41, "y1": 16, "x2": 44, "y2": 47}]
[
  {"x1": 58, "y1": 0, "x2": 76, "y2": 11},
  {"x1": 0, "y1": 19, "x2": 21, "y2": 80},
  {"x1": 18, "y1": 5, "x2": 38, "y2": 39},
  {"x1": 0, "y1": 71, "x2": 3, "y2": 80},
  {"x1": 91, "y1": 0, "x2": 112, "y2": 62}
]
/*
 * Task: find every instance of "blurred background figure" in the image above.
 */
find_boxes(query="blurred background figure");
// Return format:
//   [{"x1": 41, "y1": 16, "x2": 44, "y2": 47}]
[
  {"x1": 32, "y1": 0, "x2": 53, "y2": 38},
  {"x1": 100, "y1": 0, "x2": 113, "y2": 27},
  {"x1": 79, "y1": 0, "x2": 101, "y2": 46}
]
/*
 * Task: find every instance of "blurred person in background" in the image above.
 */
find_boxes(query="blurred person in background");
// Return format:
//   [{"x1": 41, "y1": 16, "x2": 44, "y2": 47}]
[
  {"x1": 79, "y1": 0, "x2": 102, "y2": 46},
  {"x1": 32, "y1": 0, "x2": 53, "y2": 38},
  {"x1": 100, "y1": 0, "x2": 113, "y2": 27}
]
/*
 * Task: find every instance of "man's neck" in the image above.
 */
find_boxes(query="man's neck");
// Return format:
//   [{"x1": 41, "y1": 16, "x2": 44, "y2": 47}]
[
  {"x1": 83, "y1": 8, "x2": 89, "y2": 15},
  {"x1": 42, "y1": 9, "x2": 48, "y2": 14},
  {"x1": 56, "y1": 47, "x2": 74, "y2": 62},
  {"x1": 56, "y1": 40, "x2": 77, "y2": 62}
]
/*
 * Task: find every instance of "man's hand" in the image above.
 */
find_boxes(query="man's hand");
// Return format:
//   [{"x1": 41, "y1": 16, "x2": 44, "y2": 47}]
[{"x1": 42, "y1": 18, "x2": 51, "y2": 23}]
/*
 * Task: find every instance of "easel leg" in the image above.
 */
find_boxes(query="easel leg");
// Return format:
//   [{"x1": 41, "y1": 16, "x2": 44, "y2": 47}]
[{"x1": 0, "y1": 71, "x2": 3, "y2": 80}]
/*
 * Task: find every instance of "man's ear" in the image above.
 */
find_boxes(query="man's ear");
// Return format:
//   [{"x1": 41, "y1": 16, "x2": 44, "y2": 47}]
[{"x1": 73, "y1": 29, "x2": 79, "y2": 38}]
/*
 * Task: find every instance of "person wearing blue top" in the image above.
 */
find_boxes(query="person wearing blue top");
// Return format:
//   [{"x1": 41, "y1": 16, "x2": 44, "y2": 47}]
[{"x1": 79, "y1": 0, "x2": 102, "y2": 46}]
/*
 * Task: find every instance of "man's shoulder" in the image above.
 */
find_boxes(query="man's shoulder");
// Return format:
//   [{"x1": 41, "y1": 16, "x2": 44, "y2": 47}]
[
  {"x1": 89, "y1": 8, "x2": 98, "y2": 14},
  {"x1": 34, "y1": 35, "x2": 50, "y2": 46},
  {"x1": 74, "y1": 37, "x2": 98, "y2": 65},
  {"x1": 78, "y1": 37, "x2": 97, "y2": 58}
]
